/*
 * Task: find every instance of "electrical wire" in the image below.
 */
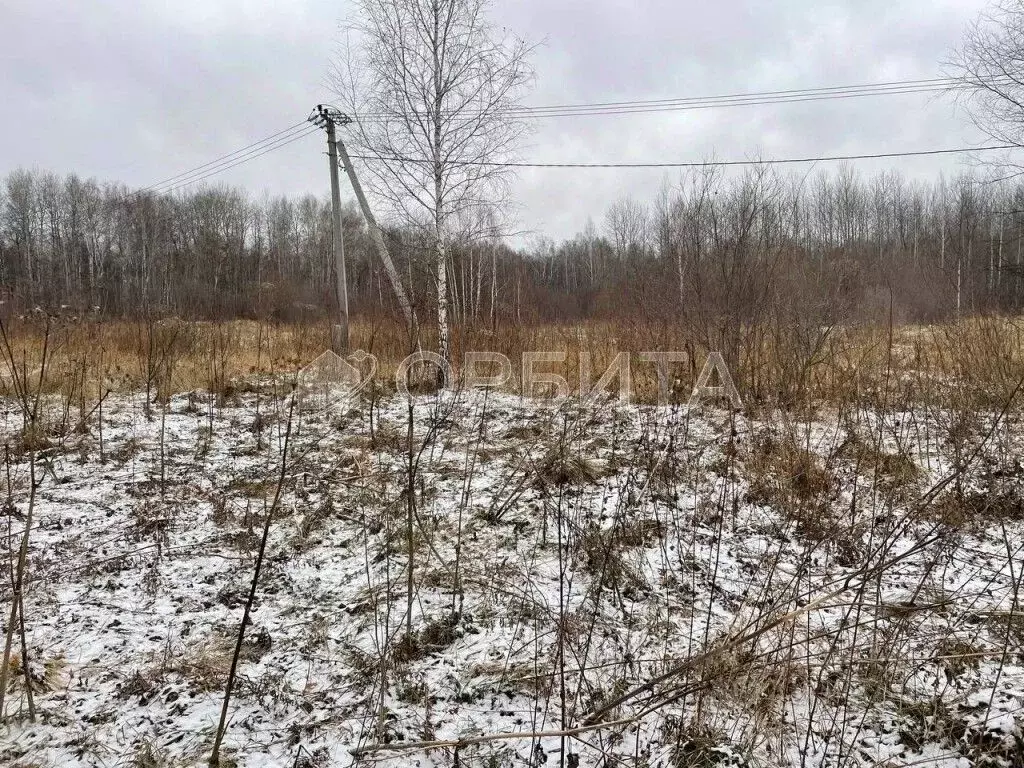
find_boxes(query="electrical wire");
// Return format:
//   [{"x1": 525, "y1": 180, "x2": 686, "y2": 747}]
[
  {"x1": 134, "y1": 76, "x2": 1019, "y2": 195},
  {"x1": 152, "y1": 125, "x2": 317, "y2": 194},
  {"x1": 351, "y1": 76, "x2": 1000, "y2": 122},
  {"x1": 152, "y1": 127, "x2": 320, "y2": 195},
  {"x1": 503, "y1": 76, "x2": 969, "y2": 112},
  {"x1": 351, "y1": 144, "x2": 1019, "y2": 170},
  {"x1": 141, "y1": 121, "x2": 310, "y2": 193}
]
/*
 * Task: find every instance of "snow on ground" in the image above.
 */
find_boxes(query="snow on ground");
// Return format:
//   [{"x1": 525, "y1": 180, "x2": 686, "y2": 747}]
[{"x1": 0, "y1": 386, "x2": 1021, "y2": 767}]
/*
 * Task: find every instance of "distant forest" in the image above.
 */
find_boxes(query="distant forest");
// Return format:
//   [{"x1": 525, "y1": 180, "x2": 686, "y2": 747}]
[{"x1": 2, "y1": 165, "x2": 1024, "y2": 327}]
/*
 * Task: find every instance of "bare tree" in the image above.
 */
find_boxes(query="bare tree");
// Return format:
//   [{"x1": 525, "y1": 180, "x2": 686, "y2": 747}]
[
  {"x1": 604, "y1": 196, "x2": 648, "y2": 262},
  {"x1": 333, "y1": 0, "x2": 533, "y2": 383},
  {"x1": 6, "y1": 160, "x2": 1024, "y2": 324},
  {"x1": 952, "y1": 1, "x2": 1024, "y2": 158}
]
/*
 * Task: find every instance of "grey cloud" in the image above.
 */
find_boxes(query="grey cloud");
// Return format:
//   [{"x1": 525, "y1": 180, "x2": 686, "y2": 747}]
[{"x1": 0, "y1": 0, "x2": 995, "y2": 242}]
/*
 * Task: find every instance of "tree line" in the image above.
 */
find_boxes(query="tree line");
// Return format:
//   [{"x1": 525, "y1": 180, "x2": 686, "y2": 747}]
[{"x1": 2, "y1": 165, "x2": 1024, "y2": 329}]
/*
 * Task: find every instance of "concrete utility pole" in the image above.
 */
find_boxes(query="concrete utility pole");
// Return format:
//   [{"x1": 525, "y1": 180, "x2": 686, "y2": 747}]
[
  {"x1": 309, "y1": 104, "x2": 420, "y2": 350},
  {"x1": 333, "y1": 134, "x2": 418, "y2": 344},
  {"x1": 310, "y1": 105, "x2": 351, "y2": 353}
]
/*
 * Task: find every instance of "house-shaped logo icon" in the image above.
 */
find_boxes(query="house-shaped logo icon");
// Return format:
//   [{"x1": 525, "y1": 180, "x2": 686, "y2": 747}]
[{"x1": 297, "y1": 350, "x2": 375, "y2": 409}]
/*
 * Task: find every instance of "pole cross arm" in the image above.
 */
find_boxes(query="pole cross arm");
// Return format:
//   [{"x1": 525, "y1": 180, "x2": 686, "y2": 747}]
[{"x1": 312, "y1": 104, "x2": 353, "y2": 127}]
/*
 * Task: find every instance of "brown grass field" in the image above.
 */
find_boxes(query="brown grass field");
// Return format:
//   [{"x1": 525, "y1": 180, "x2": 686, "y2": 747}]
[
  {"x1": 2, "y1": 313, "x2": 1024, "y2": 766},
  {"x1": 1, "y1": 314, "x2": 1022, "y2": 410}
]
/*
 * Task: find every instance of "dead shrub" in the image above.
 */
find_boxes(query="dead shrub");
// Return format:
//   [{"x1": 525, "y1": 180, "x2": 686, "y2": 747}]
[
  {"x1": 660, "y1": 717, "x2": 749, "y2": 768},
  {"x1": 536, "y1": 445, "x2": 604, "y2": 487},
  {"x1": 169, "y1": 641, "x2": 232, "y2": 692},
  {"x1": 617, "y1": 517, "x2": 666, "y2": 548},
  {"x1": 926, "y1": 484, "x2": 1024, "y2": 528},
  {"x1": 578, "y1": 523, "x2": 649, "y2": 595},
  {"x1": 392, "y1": 613, "x2": 460, "y2": 664}
]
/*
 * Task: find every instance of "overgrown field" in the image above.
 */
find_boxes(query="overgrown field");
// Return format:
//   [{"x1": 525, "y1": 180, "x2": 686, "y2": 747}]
[
  {"x1": 0, "y1": 364, "x2": 1019, "y2": 765},
  {"x1": 0, "y1": 318, "x2": 1023, "y2": 767},
  {"x1": 1, "y1": 314, "x2": 1023, "y2": 406}
]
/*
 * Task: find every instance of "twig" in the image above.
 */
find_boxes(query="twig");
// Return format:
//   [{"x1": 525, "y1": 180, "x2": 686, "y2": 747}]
[
  {"x1": 209, "y1": 396, "x2": 295, "y2": 766},
  {"x1": 349, "y1": 716, "x2": 637, "y2": 756}
]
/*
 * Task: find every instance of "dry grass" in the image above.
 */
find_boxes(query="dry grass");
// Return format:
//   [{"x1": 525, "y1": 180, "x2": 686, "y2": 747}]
[
  {"x1": 745, "y1": 429, "x2": 835, "y2": 508},
  {"x1": 168, "y1": 641, "x2": 234, "y2": 693},
  {"x1": 2, "y1": 319, "x2": 1024, "y2": 767},
  {"x1": 0, "y1": 314, "x2": 1021, "y2": 409}
]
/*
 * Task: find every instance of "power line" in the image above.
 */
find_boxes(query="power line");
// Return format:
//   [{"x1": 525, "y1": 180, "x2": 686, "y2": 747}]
[
  {"x1": 482, "y1": 86, "x2": 957, "y2": 120},
  {"x1": 353, "y1": 84, "x2": 953, "y2": 121},
  {"x1": 352, "y1": 144, "x2": 1018, "y2": 170},
  {"x1": 352, "y1": 76, "x2": 999, "y2": 122},
  {"x1": 141, "y1": 121, "x2": 310, "y2": 193},
  {"x1": 503, "y1": 77, "x2": 967, "y2": 113},
  {"x1": 154, "y1": 126, "x2": 317, "y2": 194},
  {"x1": 150, "y1": 127, "x2": 319, "y2": 195},
  {"x1": 132, "y1": 76, "x2": 1014, "y2": 197}
]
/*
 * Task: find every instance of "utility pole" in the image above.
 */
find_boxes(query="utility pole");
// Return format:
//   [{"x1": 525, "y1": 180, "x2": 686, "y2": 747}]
[
  {"x1": 310, "y1": 104, "x2": 420, "y2": 350},
  {"x1": 310, "y1": 105, "x2": 351, "y2": 354},
  {"x1": 331, "y1": 121, "x2": 420, "y2": 349}
]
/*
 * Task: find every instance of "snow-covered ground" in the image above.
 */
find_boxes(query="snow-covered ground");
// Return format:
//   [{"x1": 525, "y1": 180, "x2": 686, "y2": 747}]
[{"x1": 0, "y1": 387, "x2": 1022, "y2": 767}]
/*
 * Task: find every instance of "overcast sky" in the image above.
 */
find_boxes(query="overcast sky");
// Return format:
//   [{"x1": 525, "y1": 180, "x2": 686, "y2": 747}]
[{"x1": 0, "y1": 0, "x2": 999, "y2": 242}]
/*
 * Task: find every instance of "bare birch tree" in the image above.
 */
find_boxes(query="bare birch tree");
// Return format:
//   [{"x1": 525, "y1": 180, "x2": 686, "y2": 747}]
[{"x1": 332, "y1": 0, "x2": 533, "y2": 383}]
